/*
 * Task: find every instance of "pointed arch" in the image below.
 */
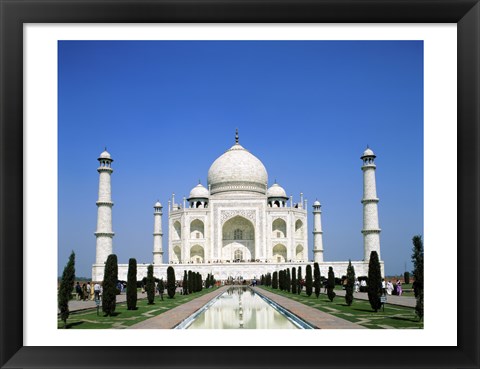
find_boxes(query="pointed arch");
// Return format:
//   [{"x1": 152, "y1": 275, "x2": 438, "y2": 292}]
[
  {"x1": 272, "y1": 218, "x2": 287, "y2": 238},
  {"x1": 272, "y1": 244, "x2": 287, "y2": 263},
  {"x1": 190, "y1": 219, "x2": 204, "y2": 239}
]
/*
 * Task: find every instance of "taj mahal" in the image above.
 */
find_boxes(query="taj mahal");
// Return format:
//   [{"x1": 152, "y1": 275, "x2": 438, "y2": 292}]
[{"x1": 91, "y1": 130, "x2": 384, "y2": 282}]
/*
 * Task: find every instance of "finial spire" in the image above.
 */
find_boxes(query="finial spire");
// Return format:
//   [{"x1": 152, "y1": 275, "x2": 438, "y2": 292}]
[
  {"x1": 198, "y1": 179, "x2": 201, "y2": 184},
  {"x1": 105, "y1": 146, "x2": 107, "y2": 151},
  {"x1": 235, "y1": 128, "x2": 239, "y2": 144}
]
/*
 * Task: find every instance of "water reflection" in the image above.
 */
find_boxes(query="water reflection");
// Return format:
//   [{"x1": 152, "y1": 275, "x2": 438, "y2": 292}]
[{"x1": 187, "y1": 287, "x2": 299, "y2": 329}]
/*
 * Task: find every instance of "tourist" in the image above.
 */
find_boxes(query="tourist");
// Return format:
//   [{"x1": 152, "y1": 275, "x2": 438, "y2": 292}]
[
  {"x1": 75, "y1": 282, "x2": 82, "y2": 300},
  {"x1": 360, "y1": 279, "x2": 367, "y2": 292},
  {"x1": 93, "y1": 282, "x2": 101, "y2": 300},
  {"x1": 382, "y1": 279, "x2": 386, "y2": 294},
  {"x1": 81, "y1": 283, "x2": 87, "y2": 301},
  {"x1": 386, "y1": 280, "x2": 394, "y2": 295},
  {"x1": 89, "y1": 282, "x2": 95, "y2": 300},
  {"x1": 354, "y1": 279, "x2": 360, "y2": 293},
  {"x1": 157, "y1": 280, "x2": 164, "y2": 301},
  {"x1": 396, "y1": 280, "x2": 403, "y2": 296},
  {"x1": 86, "y1": 282, "x2": 91, "y2": 300}
]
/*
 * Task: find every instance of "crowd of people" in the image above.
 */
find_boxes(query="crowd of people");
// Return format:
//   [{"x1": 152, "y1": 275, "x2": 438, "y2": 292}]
[{"x1": 75, "y1": 281, "x2": 102, "y2": 301}]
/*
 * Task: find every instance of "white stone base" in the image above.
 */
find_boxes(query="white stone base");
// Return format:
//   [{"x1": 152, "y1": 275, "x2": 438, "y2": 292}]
[{"x1": 92, "y1": 260, "x2": 384, "y2": 282}]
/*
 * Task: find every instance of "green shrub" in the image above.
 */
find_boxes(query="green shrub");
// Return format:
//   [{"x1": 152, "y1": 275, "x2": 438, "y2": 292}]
[
  {"x1": 102, "y1": 254, "x2": 118, "y2": 316},
  {"x1": 345, "y1": 260, "x2": 355, "y2": 306},
  {"x1": 367, "y1": 251, "x2": 382, "y2": 312},
  {"x1": 305, "y1": 265, "x2": 313, "y2": 297},
  {"x1": 313, "y1": 262, "x2": 321, "y2": 298},
  {"x1": 58, "y1": 251, "x2": 75, "y2": 328},
  {"x1": 167, "y1": 266, "x2": 176, "y2": 298},
  {"x1": 327, "y1": 266, "x2": 336, "y2": 302},
  {"x1": 126, "y1": 258, "x2": 137, "y2": 310},
  {"x1": 146, "y1": 264, "x2": 155, "y2": 304}
]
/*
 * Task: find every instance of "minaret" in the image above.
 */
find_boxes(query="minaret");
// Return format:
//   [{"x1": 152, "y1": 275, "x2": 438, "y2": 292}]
[
  {"x1": 95, "y1": 149, "x2": 115, "y2": 265},
  {"x1": 152, "y1": 201, "x2": 164, "y2": 264},
  {"x1": 361, "y1": 146, "x2": 381, "y2": 261},
  {"x1": 312, "y1": 200, "x2": 324, "y2": 262}
]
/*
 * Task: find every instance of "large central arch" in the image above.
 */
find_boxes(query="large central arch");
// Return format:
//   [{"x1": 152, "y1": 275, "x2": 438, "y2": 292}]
[{"x1": 222, "y1": 215, "x2": 255, "y2": 261}]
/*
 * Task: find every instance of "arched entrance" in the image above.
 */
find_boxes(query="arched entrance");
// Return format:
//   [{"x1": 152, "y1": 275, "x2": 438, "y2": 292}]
[{"x1": 222, "y1": 215, "x2": 255, "y2": 261}]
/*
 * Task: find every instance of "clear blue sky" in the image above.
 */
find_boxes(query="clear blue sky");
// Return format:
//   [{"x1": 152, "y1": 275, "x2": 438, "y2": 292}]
[{"x1": 58, "y1": 40, "x2": 423, "y2": 278}]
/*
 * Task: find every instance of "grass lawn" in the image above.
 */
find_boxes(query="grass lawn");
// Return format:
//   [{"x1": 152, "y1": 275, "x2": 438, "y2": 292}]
[
  {"x1": 259, "y1": 286, "x2": 423, "y2": 329},
  {"x1": 58, "y1": 288, "x2": 218, "y2": 329}
]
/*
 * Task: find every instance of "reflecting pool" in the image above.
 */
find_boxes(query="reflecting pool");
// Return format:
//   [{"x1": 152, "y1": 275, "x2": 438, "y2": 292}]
[{"x1": 177, "y1": 287, "x2": 312, "y2": 329}]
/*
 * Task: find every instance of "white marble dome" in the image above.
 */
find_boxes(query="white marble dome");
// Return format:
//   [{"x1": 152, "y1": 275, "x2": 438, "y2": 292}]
[
  {"x1": 154, "y1": 201, "x2": 162, "y2": 208},
  {"x1": 99, "y1": 150, "x2": 112, "y2": 159},
  {"x1": 189, "y1": 183, "x2": 209, "y2": 199},
  {"x1": 267, "y1": 183, "x2": 287, "y2": 198},
  {"x1": 362, "y1": 147, "x2": 375, "y2": 157},
  {"x1": 208, "y1": 143, "x2": 268, "y2": 195},
  {"x1": 313, "y1": 200, "x2": 321, "y2": 206}
]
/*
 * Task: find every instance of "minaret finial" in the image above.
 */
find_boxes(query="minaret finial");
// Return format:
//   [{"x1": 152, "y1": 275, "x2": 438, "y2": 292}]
[
  {"x1": 105, "y1": 146, "x2": 107, "y2": 151},
  {"x1": 199, "y1": 179, "x2": 201, "y2": 184},
  {"x1": 235, "y1": 128, "x2": 239, "y2": 144},
  {"x1": 367, "y1": 144, "x2": 369, "y2": 149}
]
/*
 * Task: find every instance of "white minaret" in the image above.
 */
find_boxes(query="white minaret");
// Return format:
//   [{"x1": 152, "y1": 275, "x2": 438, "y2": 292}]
[
  {"x1": 361, "y1": 146, "x2": 381, "y2": 261},
  {"x1": 152, "y1": 201, "x2": 164, "y2": 264},
  {"x1": 95, "y1": 149, "x2": 115, "y2": 265},
  {"x1": 312, "y1": 200, "x2": 324, "y2": 263}
]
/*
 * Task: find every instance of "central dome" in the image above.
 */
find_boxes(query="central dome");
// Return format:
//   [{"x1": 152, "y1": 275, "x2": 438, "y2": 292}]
[{"x1": 208, "y1": 142, "x2": 268, "y2": 195}]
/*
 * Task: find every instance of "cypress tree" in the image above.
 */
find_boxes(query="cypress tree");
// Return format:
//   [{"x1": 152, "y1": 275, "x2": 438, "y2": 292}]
[
  {"x1": 198, "y1": 272, "x2": 203, "y2": 291},
  {"x1": 272, "y1": 271, "x2": 278, "y2": 289},
  {"x1": 183, "y1": 270, "x2": 188, "y2": 295},
  {"x1": 305, "y1": 265, "x2": 313, "y2": 297},
  {"x1": 367, "y1": 251, "x2": 382, "y2": 312},
  {"x1": 327, "y1": 266, "x2": 336, "y2": 302},
  {"x1": 279, "y1": 270, "x2": 283, "y2": 290},
  {"x1": 146, "y1": 264, "x2": 155, "y2": 304},
  {"x1": 313, "y1": 262, "x2": 321, "y2": 298},
  {"x1": 102, "y1": 254, "x2": 118, "y2": 316},
  {"x1": 167, "y1": 266, "x2": 176, "y2": 298},
  {"x1": 210, "y1": 274, "x2": 215, "y2": 288},
  {"x1": 126, "y1": 258, "x2": 137, "y2": 310},
  {"x1": 297, "y1": 266, "x2": 302, "y2": 295},
  {"x1": 404, "y1": 271, "x2": 410, "y2": 285},
  {"x1": 267, "y1": 273, "x2": 272, "y2": 286},
  {"x1": 291, "y1": 267, "x2": 297, "y2": 294},
  {"x1": 205, "y1": 273, "x2": 210, "y2": 288},
  {"x1": 58, "y1": 251, "x2": 75, "y2": 328},
  {"x1": 412, "y1": 235, "x2": 424, "y2": 320},
  {"x1": 188, "y1": 270, "x2": 194, "y2": 294},
  {"x1": 345, "y1": 260, "x2": 355, "y2": 306},
  {"x1": 286, "y1": 269, "x2": 291, "y2": 293}
]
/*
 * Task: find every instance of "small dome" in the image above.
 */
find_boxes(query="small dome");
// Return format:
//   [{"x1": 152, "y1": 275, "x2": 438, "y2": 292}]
[
  {"x1": 267, "y1": 183, "x2": 287, "y2": 198},
  {"x1": 362, "y1": 147, "x2": 375, "y2": 157},
  {"x1": 188, "y1": 183, "x2": 209, "y2": 199},
  {"x1": 154, "y1": 201, "x2": 162, "y2": 208},
  {"x1": 99, "y1": 150, "x2": 112, "y2": 160},
  {"x1": 313, "y1": 200, "x2": 321, "y2": 206}
]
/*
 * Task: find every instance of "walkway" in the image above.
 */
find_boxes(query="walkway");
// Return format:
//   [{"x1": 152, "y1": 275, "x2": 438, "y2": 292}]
[
  {"x1": 129, "y1": 286, "x2": 228, "y2": 329},
  {"x1": 64, "y1": 289, "x2": 181, "y2": 313},
  {"x1": 330, "y1": 290, "x2": 416, "y2": 308},
  {"x1": 253, "y1": 287, "x2": 365, "y2": 329}
]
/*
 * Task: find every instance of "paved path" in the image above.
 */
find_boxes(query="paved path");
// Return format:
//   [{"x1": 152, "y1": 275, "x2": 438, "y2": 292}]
[
  {"x1": 329, "y1": 290, "x2": 416, "y2": 308},
  {"x1": 64, "y1": 291, "x2": 165, "y2": 313},
  {"x1": 253, "y1": 287, "x2": 366, "y2": 329},
  {"x1": 129, "y1": 287, "x2": 228, "y2": 329}
]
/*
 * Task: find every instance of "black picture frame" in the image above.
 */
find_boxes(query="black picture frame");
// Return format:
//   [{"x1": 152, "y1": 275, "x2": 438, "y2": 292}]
[{"x1": 1, "y1": 1, "x2": 478, "y2": 368}]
